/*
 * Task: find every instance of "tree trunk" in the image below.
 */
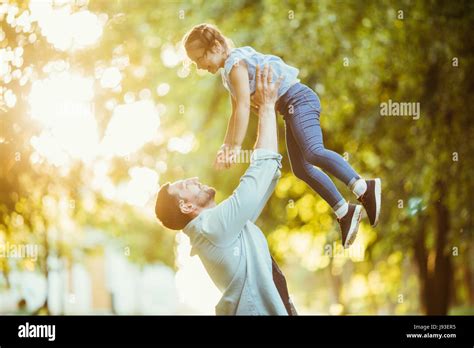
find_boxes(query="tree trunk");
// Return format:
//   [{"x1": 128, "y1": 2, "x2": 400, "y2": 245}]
[
  {"x1": 428, "y1": 183, "x2": 452, "y2": 315},
  {"x1": 414, "y1": 183, "x2": 452, "y2": 315},
  {"x1": 413, "y1": 216, "x2": 429, "y2": 313}
]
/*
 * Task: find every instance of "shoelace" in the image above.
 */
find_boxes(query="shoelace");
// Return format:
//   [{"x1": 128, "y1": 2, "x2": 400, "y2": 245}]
[{"x1": 358, "y1": 192, "x2": 367, "y2": 204}]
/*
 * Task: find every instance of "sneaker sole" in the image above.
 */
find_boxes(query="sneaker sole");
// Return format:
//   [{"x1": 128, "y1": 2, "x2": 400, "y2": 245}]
[
  {"x1": 372, "y1": 178, "x2": 382, "y2": 227},
  {"x1": 344, "y1": 205, "x2": 362, "y2": 248}
]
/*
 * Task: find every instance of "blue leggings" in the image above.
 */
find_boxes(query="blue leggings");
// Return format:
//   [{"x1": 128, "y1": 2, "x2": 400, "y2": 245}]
[{"x1": 276, "y1": 83, "x2": 360, "y2": 208}]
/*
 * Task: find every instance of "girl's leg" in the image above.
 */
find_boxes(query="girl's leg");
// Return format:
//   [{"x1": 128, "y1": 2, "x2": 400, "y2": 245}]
[
  {"x1": 285, "y1": 122, "x2": 346, "y2": 211},
  {"x1": 286, "y1": 90, "x2": 366, "y2": 196},
  {"x1": 286, "y1": 122, "x2": 363, "y2": 247}
]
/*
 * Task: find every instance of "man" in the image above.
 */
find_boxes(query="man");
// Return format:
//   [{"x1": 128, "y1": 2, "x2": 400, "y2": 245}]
[{"x1": 155, "y1": 65, "x2": 296, "y2": 315}]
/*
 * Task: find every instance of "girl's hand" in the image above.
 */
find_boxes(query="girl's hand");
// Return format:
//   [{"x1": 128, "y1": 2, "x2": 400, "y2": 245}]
[
  {"x1": 213, "y1": 144, "x2": 231, "y2": 170},
  {"x1": 213, "y1": 144, "x2": 240, "y2": 170},
  {"x1": 213, "y1": 147, "x2": 230, "y2": 170}
]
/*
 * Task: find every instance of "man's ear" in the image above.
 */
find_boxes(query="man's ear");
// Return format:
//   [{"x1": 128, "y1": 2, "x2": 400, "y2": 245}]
[{"x1": 179, "y1": 200, "x2": 195, "y2": 215}]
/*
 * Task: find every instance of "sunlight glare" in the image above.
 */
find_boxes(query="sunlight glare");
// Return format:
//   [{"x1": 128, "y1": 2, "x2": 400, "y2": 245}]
[
  {"x1": 167, "y1": 134, "x2": 195, "y2": 154},
  {"x1": 29, "y1": 71, "x2": 99, "y2": 164},
  {"x1": 29, "y1": 0, "x2": 103, "y2": 51},
  {"x1": 116, "y1": 167, "x2": 159, "y2": 207},
  {"x1": 100, "y1": 67, "x2": 122, "y2": 89},
  {"x1": 156, "y1": 83, "x2": 170, "y2": 96},
  {"x1": 175, "y1": 232, "x2": 221, "y2": 314},
  {"x1": 161, "y1": 44, "x2": 184, "y2": 68},
  {"x1": 100, "y1": 100, "x2": 160, "y2": 157}
]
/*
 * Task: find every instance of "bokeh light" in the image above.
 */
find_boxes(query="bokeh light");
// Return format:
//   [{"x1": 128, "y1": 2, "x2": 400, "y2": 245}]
[
  {"x1": 29, "y1": 70, "x2": 99, "y2": 165},
  {"x1": 29, "y1": 0, "x2": 103, "y2": 51},
  {"x1": 100, "y1": 100, "x2": 161, "y2": 158}
]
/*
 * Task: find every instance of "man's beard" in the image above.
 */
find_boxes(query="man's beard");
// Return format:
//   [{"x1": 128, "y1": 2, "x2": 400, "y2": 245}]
[{"x1": 198, "y1": 186, "x2": 216, "y2": 206}]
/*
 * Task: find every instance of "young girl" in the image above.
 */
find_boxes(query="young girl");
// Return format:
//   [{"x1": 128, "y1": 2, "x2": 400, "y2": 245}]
[{"x1": 182, "y1": 23, "x2": 381, "y2": 248}]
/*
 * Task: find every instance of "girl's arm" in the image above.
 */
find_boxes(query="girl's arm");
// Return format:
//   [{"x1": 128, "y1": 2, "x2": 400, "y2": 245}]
[
  {"x1": 213, "y1": 62, "x2": 250, "y2": 170},
  {"x1": 222, "y1": 95, "x2": 237, "y2": 146},
  {"x1": 213, "y1": 95, "x2": 236, "y2": 170},
  {"x1": 227, "y1": 61, "x2": 251, "y2": 148}
]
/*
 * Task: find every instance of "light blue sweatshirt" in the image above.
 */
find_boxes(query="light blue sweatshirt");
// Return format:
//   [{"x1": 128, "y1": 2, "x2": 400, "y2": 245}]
[{"x1": 182, "y1": 149, "x2": 288, "y2": 315}]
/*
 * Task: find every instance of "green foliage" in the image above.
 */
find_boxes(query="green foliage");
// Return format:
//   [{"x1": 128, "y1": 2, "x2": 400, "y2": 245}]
[{"x1": 0, "y1": 0, "x2": 472, "y2": 314}]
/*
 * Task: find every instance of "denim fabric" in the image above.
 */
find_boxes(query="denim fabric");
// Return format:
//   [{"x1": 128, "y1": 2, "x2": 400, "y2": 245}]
[
  {"x1": 271, "y1": 256, "x2": 297, "y2": 315},
  {"x1": 277, "y1": 83, "x2": 360, "y2": 207}
]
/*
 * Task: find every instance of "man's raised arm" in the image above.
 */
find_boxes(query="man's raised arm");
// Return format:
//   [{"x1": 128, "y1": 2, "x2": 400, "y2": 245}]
[
  {"x1": 244, "y1": 65, "x2": 285, "y2": 223},
  {"x1": 206, "y1": 65, "x2": 284, "y2": 245},
  {"x1": 253, "y1": 64, "x2": 282, "y2": 153}
]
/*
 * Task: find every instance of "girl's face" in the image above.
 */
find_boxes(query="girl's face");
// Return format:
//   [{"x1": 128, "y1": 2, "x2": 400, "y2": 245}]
[{"x1": 187, "y1": 42, "x2": 226, "y2": 74}]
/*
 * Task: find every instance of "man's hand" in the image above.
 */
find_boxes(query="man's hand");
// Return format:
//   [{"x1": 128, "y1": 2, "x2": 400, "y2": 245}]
[{"x1": 251, "y1": 64, "x2": 283, "y2": 111}]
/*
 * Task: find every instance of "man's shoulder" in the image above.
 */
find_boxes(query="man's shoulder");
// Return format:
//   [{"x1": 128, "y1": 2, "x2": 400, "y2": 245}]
[
  {"x1": 182, "y1": 210, "x2": 217, "y2": 242},
  {"x1": 188, "y1": 206, "x2": 222, "y2": 235},
  {"x1": 188, "y1": 206, "x2": 244, "y2": 248}
]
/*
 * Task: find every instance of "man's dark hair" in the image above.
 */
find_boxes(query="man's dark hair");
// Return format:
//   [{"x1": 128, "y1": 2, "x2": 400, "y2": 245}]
[{"x1": 155, "y1": 183, "x2": 191, "y2": 230}]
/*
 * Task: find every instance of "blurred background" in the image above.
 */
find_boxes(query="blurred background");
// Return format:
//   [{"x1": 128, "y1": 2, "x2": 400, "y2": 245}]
[{"x1": 0, "y1": 0, "x2": 473, "y2": 315}]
